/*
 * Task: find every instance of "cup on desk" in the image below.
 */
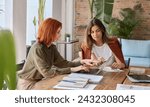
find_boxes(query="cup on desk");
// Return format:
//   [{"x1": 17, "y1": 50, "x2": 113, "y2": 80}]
[{"x1": 65, "y1": 34, "x2": 70, "y2": 42}]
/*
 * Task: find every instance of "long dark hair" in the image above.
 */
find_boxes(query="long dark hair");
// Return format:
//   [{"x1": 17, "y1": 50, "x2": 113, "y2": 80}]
[{"x1": 84, "y1": 18, "x2": 108, "y2": 49}]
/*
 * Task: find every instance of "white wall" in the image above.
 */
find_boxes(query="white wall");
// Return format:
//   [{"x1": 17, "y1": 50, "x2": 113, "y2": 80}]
[
  {"x1": 13, "y1": 0, "x2": 26, "y2": 64},
  {"x1": 53, "y1": 0, "x2": 75, "y2": 61},
  {"x1": 62, "y1": 0, "x2": 75, "y2": 61},
  {"x1": 52, "y1": 0, "x2": 62, "y2": 22},
  {"x1": 52, "y1": 0, "x2": 65, "y2": 57}
]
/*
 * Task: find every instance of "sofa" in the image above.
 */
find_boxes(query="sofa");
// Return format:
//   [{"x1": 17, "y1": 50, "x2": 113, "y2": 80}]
[{"x1": 121, "y1": 39, "x2": 150, "y2": 67}]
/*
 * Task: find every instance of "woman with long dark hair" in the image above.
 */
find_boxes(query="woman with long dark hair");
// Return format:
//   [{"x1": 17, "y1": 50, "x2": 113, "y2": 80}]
[{"x1": 80, "y1": 18, "x2": 125, "y2": 69}]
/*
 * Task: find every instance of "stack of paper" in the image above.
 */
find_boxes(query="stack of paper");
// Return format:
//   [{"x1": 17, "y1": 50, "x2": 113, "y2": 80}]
[
  {"x1": 116, "y1": 84, "x2": 150, "y2": 90},
  {"x1": 53, "y1": 73, "x2": 103, "y2": 90}
]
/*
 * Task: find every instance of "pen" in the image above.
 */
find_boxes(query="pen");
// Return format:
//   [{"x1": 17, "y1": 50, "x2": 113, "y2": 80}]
[{"x1": 61, "y1": 80, "x2": 77, "y2": 83}]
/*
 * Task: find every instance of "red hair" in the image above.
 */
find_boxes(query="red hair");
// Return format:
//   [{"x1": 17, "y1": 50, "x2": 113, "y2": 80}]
[{"x1": 37, "y1": 18, "x2": 62, "y2": 46}]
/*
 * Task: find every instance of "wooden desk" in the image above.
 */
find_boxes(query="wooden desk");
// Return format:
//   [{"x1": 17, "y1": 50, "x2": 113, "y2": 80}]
[
  {"x1": 32, "y1": 69, "x2": 129, "y2": 90},
  {"x1": 32, "y1": 67, "x2": 150, "y2": 90},
  {"x1": 95, "y1": 70, "x2": 128, "y2": 90}
]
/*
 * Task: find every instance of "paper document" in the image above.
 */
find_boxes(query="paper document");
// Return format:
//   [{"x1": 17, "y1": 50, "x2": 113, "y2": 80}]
[
  {"x1": 116, "y1": 84, "x2": 150, "y2": 90},
  {"x1": 56, "y1": 77, "x2": 89, "y2": 88},
  {"x1": 102, "y1": 66, "x2": 123, "y2": 72},
  {"x1": 68, "y1": 73, "x2": 103, "y2": 84},
  {"x1": 53, "y1": 84, "x2": 97, "y2": 90},
  {"x1": 53, "y1": 73, "x2": 103, "y2": 90}
]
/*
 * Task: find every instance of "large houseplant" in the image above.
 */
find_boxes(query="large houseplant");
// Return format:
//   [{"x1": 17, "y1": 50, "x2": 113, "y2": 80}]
[
  {"x1": 88, "y1": 0, "x2": 114, "y2": 25},
  {"x1": 0, "y1": 30, "x2": 16, "y2": 90},
  {"x1": 107, "y1": 4, "x2": 142, "y2": 39}
]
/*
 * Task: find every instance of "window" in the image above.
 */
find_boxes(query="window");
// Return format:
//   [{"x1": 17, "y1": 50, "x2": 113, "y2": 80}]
[
  {"x1": 26, "y1": 0, "x2": 52, "y2": 45},
  {"x1": 0, "y1": 0, "x2": 5, "y2": 28}
]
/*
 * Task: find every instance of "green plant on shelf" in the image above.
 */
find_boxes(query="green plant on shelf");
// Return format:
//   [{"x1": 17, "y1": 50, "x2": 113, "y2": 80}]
[{"x1": 65, "y1": 34, "x2": 71, "y2": 42}]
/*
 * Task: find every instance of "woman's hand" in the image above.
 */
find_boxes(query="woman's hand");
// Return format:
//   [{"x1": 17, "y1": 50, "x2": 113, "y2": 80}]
[
  {"x1": 97, "y1": 57, "x2": 105, "y2": 63},
  {"x1": 92, "y1": 57, "x2": 105, "y2": 66},
  {"x1": 111, "y1": 62, "x2": 125, "y2": 69},
  {"x1": 71, "y1": 65, "x2": 90, "y2": 73},
  {"x1": 80, "y1": 59, "x2": 93, "y2": 66},
  {"x1": 91, "y1": 60, "x2": 101, "y2": 66}
]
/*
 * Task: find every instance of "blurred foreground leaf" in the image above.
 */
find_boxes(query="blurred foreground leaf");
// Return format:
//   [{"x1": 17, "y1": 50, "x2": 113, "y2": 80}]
[{"x1": 0, "y1": 30, "x2": 16, "y2": 90}]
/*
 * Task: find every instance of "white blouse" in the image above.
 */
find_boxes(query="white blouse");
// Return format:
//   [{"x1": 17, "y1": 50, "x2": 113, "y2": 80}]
[{"x1": 92, "y1": 43, "x2": 113, "y2": 61}]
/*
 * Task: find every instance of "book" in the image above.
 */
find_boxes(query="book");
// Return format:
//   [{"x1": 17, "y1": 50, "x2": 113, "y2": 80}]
[
  {"x1": 53, "y1": 73, "x2": 103, "y2": 90},
  {"x1": 116, "y1": 84, "x2": 150, "y2": 90}
]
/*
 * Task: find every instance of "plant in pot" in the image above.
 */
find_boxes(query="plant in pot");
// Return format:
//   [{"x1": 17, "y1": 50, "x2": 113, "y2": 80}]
[
  {"x1": 65, "y1": 33, "x2": 71, "y2": 42},
  {"x1": 107, "y1": 4, "x2": 142, "y2": 39},
  {"x1": 0, "y1": 30, "x2": 16, "y2": 90}
]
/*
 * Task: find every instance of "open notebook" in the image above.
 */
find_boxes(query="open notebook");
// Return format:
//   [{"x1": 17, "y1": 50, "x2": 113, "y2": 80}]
[{"x1": 53, "y1": 73, "x2": 103, "y2": 90}]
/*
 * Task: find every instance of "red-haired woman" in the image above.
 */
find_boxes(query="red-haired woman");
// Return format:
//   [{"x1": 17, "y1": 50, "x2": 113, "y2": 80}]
[{"x1": 17, "y1": 18, "x2": 92, "y2": 90}]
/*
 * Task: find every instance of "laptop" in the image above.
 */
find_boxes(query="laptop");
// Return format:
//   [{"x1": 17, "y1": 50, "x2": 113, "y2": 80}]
[{"x1": 127, "y1": 69, "x2": 150, "y2": 83}]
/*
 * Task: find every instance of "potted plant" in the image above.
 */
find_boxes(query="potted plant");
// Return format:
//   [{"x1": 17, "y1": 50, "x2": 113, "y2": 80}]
[
  {"x1": 0, "y1": 30, "x2": 16, "y2": 90},
  {"x1": 107, "y1": 4, "x2": 143, "y2": 39},
  {"x1": 65, "y1": 33, "x2": 71, "y2": 42}
]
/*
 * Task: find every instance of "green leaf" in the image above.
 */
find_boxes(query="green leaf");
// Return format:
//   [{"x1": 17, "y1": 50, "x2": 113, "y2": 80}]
[
  {"x1": 0, "y1": 30, "x2": 16, "y2": 90},
  {"x1": 38, "y1": 0, "x2": 46, "y2": 25},
  {"x1": 107, "y1": 4, "x2": 142, "y2": 39},
  {"x1": 33, "y1": 16, "x2": 37, "y2": 26},
  {"x1": 93, "y1": 0, "x2": 114, "y2": 24},
  {"x1": 0, "y1": 32, "x2": 5, "y2": 89}
]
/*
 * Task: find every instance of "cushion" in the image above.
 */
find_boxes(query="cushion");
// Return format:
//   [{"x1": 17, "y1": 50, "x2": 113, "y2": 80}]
[
  {"x1": 125, "y1": 56, "x2": 150, "y2": 67},
  {"x1": 122, "y1": 39, "x2": 150, "y2": 58}
]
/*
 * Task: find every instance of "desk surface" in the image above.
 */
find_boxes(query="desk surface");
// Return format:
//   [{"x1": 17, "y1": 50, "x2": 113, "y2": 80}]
[{"x1": 32, "y1": 67, "x2": 150, "y2": 90}]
